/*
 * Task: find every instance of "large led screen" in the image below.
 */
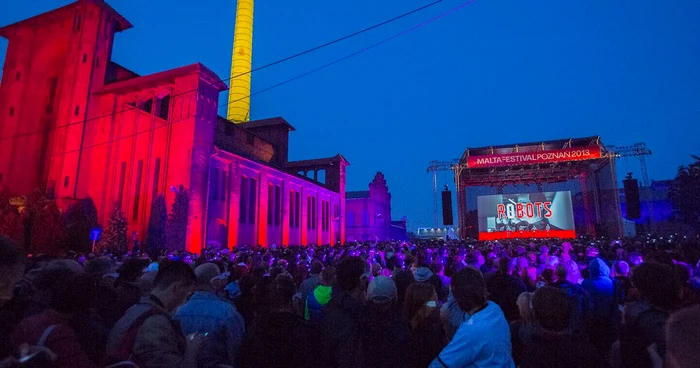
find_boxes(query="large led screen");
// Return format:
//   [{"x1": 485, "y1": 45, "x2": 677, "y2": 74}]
[{"x1": 476, "y1": 191, "x2": 575, "y2": 240}]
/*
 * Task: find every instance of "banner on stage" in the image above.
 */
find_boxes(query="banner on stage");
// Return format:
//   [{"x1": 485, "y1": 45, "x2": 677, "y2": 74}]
[
  {"x1": 477, "y1": 191, "x2": 575, "y2": 240},
  {"x1": 466, "y1": 146, "x2": 602, "y2": 168}
]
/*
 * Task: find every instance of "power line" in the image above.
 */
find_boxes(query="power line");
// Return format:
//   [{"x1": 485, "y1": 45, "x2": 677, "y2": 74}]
[
  {"x1": 49, "y1": 0, "x2": 477, "y2": 159},
  {"x1": 0, "y1": 0, "x2": 443, "y2": 145}
]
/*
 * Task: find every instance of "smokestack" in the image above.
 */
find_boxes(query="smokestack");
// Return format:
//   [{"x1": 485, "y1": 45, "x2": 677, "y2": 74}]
[{"x1": 227, "y1": 0, "x2": 254, "y2": 123}]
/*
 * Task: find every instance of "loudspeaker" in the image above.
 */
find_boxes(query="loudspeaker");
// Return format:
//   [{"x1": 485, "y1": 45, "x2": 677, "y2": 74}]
[
  {"x1": 623, "y1": 178, "x2": 641, "y2": 219},
  {"x1": 442, "y1": 190, "x2": 453, "y2": 226}
]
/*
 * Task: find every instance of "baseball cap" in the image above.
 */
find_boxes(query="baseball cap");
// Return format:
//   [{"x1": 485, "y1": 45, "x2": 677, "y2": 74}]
[{"x1": 367, "y1": 276, "x2": 397, "y2": 304}]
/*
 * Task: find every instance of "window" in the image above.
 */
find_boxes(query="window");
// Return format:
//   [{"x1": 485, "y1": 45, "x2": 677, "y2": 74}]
[
  {"x1": 63, "y1": 176, "x2": 69, "y2": 188},
  {"x1": 274, "y1": 185, "x2": 281, "y2": 226},
  {"x1": 118, "y1": 162, "x2": 126, "y2": 205},
  {"x1": 82, "y1": 54, "x2": 87, "y2": 63},
  {"x1": 142, "y1": 99, "x2": 153, "y2": 114},
  {"x1": 313, "y1": 197, "x2": 317, "y2": 229},
  {"x1": 73, "y1": 13, "x2": 81, "y2": 32},
  {"x1": 15, "y1": 72, "x2": 20, "y2": 81},
  {"x1": 46, "y1": 77, "x2": 58, "y2": 114},
  {"x1": 295, "y1": 192, "x2": 300, "y2": 228},
  {"x1": 133, "y1": 160, "x2": 143, "y2": 220},
  {"x1": 248, "y1": 178, "x2": 257, "y2": 224},
  {"x1": 289, "y1": 190, "x2": 296, "y2": 228},
  {"x1": 220, "y1": 171, "x2": 227, "y2": 202},
  {"x1": 307, "y1": 196, "x2": 311, "y2": 229},
  {"x1": 212, "y1": 169, "x2": 219, "y2": 201},
  {"x1": 9, "y1": 107, "x2": 13, "y2": 117},
  {"x1": 152, "y1": 158, "x2": 161, "y2": 197},
  {"x1": 239, "y1": 177, "x2": 248, "y2": 223},
  {"x1": 158, "y1": 95, "x2": 170, "y2": 120},
  {"x1": 322, "y1": 201, "x2": 329, "y2": 231},
  {"x1": 267, "y1": 185, "x2": 274, "y2": 225},
  {"x1": 74, "y1": 105, "x2": 80, "y2": 116}
]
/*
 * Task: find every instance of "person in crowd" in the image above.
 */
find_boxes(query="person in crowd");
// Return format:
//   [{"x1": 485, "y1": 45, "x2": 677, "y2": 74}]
[
  {"x1": 321, "y1": 257, "x2": 368, "y2": 368},
  {"x1": 581, "y1": 258, "x2": 618, "y2": 352},
  {"x1": 440, "y1": 287, "x2": 467, "y2": 342},
  {"x1": 522, "y1": 287, "x2": 607, "y2": 368},
  {"x1": 553, "y1": 263, "x2": 590, "y2": 334},
  {"x1": 363, "y1": 275, "x2": 410, "y2": 368},
  {"x1": 0, "y1": 237, "x2": 27, "y2": 363},
  {"x1": 405, "y1": 283, "x2": 446, "y2": 368},
  {"x1": 619, "y1": 261, "x2": 679, "y2": 368},
  {"x1": 673, "y1": 263, "x2": 699, "y2": 308},
  {"x1": 430, "y1": 261, "x2": 451, "y2": 292},
  {"x1": 305, "y1": 266, "x2": 336, "y2": 323},
  {"x1": 11, "y1": 270, "x2": 100, "y2": 368},
  {"x1": 393, "y1": 267, "x2": 416, "y2": 310},
  {"x1": 106, "y1": 261, "x2": 201, "y2": 368},
  {"x1": 299, "y1": 260, "x2": 323, "y2": 306},
  {"x1": 510, "y1": 292, "x2": 538, "y2": 366},
  {"x1": 430, "y1": 267, "x2": 515, "y2": 368},
  {"x1": 239, "y1": 276, "x2": 326, "y2": 368},
  {"x1": 175, "y1": 263, "x2": 245, "y2": 368},
  {"x1": 612, "y1": 260, "x2": 635, "y2": 303},
  {"x1": 414, "y1": 263, "x2": 447, "y2": 302},
  {"x1": 234, "y1": 274, "x2": 257, "y2": 328},
  {"x1": 485, "y1": 257, "x2": 527, "y2": 322},
  {"x1": 665, "y1": 305, "x2": 700, "y2": 368}
]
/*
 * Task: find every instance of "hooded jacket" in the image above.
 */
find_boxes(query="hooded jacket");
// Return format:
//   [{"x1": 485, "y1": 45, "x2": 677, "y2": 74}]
[{"x1": 581, "y1": 259, "x2": 615, "y2": 321}]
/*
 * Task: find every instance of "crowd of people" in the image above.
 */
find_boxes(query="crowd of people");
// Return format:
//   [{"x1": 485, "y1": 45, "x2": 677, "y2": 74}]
[{"x1": 1, "y1": 234, "x2": 700, "y2": 368}]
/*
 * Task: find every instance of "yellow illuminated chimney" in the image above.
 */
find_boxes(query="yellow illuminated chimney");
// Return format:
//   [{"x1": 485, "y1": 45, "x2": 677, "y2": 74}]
[{"x1": 227, "y1": 0, "x2": 254, "y2": 122}]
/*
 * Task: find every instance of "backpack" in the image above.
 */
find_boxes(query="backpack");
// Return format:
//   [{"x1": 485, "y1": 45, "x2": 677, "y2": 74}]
[{"x1": 104, "y1": 307, "x2": 169, "y2": 368}]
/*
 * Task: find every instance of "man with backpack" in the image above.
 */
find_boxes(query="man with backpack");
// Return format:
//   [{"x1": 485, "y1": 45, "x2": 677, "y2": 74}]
[{"x1": 106, "y1": 261, "x2": 203, "y2": 368}]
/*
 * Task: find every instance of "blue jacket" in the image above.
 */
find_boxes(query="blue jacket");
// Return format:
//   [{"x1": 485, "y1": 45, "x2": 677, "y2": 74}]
[
  {"x1": 581, "y1": 259, "x2": 615, "y2": 320},
  {"x1": 430, "y1": 301, "x2": 515, "y2": 368},
  {"x1": 174, "y1": 291, "x2": 245, "y2": 366}
]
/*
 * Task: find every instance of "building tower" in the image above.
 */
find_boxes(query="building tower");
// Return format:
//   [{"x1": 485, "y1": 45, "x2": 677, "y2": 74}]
[{"x1": 227, "y1": 0, "x2": 254, "y2": 122}]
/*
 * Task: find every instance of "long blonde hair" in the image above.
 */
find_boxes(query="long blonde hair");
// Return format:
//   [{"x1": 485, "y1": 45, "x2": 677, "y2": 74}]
[{"x1": 517, "y1": 292, "x2": 535, "y2": 324}]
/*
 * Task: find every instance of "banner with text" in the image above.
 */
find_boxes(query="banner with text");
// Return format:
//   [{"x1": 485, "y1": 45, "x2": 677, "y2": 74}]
[{"x1": 466, "y1": 146, "x2": 602, "y2": 168}]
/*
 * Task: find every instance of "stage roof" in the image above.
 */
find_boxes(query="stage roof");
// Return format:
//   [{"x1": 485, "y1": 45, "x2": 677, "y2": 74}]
[{"x1": 456, "y1": 136, "x2": 613, "y2": 187}]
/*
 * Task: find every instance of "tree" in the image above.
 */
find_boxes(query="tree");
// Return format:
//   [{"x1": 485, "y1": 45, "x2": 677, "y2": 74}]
[
  {"x1": 146, "y1": 195, "x2": 168, "y2": 257},
  {"x1": 62, "y1": 197, "x2": 99, "y2": 253},
  {"x1": 669, "y1": 155, "x2": 700, "y2": 230},
  {"x1": 166, "y1": 185, "x2": 189, "y2": 251},
  {"x1": 99, "y1": 203, "x2": 128, "y2": 253}
]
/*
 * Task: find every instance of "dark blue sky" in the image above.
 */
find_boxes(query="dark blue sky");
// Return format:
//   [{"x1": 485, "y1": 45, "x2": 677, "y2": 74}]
[{"x1": 2, "y1": 0, "x2": 699, "y2": 230}]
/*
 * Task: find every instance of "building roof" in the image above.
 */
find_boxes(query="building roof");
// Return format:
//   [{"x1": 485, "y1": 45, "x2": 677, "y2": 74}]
[
  {"x1": 95, "y1": 63, "x2": 227, "y2": 94},
  {"x1": 0, "y1": 0, "x2": 132, "y2": 38},
  {"x1": 346, "y1": 191, "x2": 370, "y2": 199},
  {"x1": 238, "y1": 117, "x2": 296, "y2": 132},
  {"x1": 285, "y1": 154, "x2": 350, "y2": 169}
]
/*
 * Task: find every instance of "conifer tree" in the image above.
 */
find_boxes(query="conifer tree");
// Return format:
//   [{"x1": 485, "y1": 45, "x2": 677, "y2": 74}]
[{"x1": 100, "y1": 203, "x2": 128, "y2": 253}]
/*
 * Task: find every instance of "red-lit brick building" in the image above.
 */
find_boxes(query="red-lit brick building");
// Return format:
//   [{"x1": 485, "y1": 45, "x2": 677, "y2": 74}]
[{"x1": 0, "y1": 0, "x2": 347, "y2": 252}]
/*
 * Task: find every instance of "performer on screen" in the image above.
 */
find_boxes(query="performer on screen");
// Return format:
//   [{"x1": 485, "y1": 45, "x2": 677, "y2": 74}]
[{"x1": 545, "y1": 224, "x2": 551, "y2": 236}]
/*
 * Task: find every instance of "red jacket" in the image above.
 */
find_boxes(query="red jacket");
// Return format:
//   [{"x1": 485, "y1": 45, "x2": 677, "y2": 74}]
[{"x1": 11, "y1": 309, "x2": 97, "y2": 368}]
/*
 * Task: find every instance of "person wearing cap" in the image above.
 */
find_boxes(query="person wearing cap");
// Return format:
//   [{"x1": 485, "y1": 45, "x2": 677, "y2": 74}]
[
  {"x1": 430, "y1": 267, "x2": 514, "y2": 368},
  {"x1": 175, "y1": 263, "x2": 245, "y2": 367},
  {"x1": 363, "y1": 275, "x2": 410, "y2": 368}
]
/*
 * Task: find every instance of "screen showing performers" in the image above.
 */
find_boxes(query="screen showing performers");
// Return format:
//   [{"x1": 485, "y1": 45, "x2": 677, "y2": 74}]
[{"x1": 476, "y1": 191, "x2": 575, "y2": 240}]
